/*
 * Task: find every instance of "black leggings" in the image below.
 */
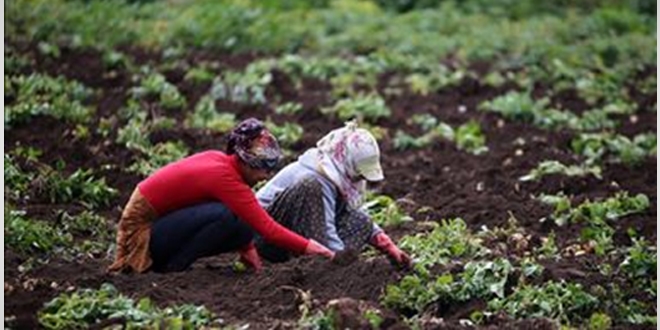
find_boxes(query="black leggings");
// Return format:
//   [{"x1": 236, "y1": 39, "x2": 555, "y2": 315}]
[{"x1": 149, "y1": 202, "x2": 253, "y2": 273}]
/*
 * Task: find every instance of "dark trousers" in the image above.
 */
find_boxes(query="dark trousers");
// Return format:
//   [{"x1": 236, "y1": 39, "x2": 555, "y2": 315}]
[{"x1": 149, "y1": 202, "x2": 253, "y2": 273}]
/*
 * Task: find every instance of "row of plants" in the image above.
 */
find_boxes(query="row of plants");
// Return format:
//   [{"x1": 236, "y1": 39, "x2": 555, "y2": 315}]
[
  {"x1": 478, "y1": 90, "x2": 624, "y2": 132},
  {"x1": 7, "y1": 1, "x2": 653, "y2": 70},
  {"x1": 394, "y1": 116, "x2": 488, "y2": 155},
  {"x1": 383, "y1": 214, "x2": 656, "y2": 327},
  {"x1": 5, "y1": 154, "x2": 117, "y2": 208},
  {"x1": 537, "y1": 191, "x2": 650, "y2": 256},
  {"x1": 5, "y1": 73, "x2": 95, "y2": 129},
  {"x1": 38, "y1": 283, "x2": 219, "y2": 329}
]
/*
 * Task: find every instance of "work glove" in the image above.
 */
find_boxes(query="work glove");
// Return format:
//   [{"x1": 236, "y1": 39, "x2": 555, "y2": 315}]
[
  {"x1": 370, "y1": 232, "x2": 412, "y2": 268},
  {"x1": 239, "y1": 242, "x2": 263, "y2": 272},
  {"x1": 304, "y1": 239, "x2": 335, "y2": 259}
]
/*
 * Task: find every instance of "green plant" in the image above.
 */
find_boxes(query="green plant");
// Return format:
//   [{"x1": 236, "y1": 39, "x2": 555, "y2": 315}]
[
  {"x1": 186, "y1": 95, "x2": 237, "y2": 132},
  {"x1": 275, "y1": 102, "x2": 303, "y2": 115},
  {"x1": 4, "y1": 154, "x2": 34, "y2": 200},
  {"x1": 5, "y1": 73, "x2": 94, "y2": 128},
  {"x1": 479, "y1": 91, "x2": 549, "y2": 123},
  {"x1": 398, "y1": 218, "x2": 488, "y2": 270},
  {"x1": 38, "y1": 283, "x2": 217, "y2": 329},
  {"x1": 128, "y1": 141, "x2": 189, "y2": 176},
  {"x1": 116, "y1": 112, "x2": 151, "y2": 153},
  {"x1": 5, "y1": 46, "x2": 32, "y2": 75},
  {"x1": 321, "y1": 93, "x2": 391, "y2": 122},
  {"x1": 619, "y1": 237, "x2": 656, "y2": 280},
  {"x1": 211, "y1": 66, "x2": 271, "y2": 104},
  {"x1": 265, "y1": 120, "x2": 304, "y2": 147},
  {"x1": 184, "y1": 65, "x2": 216, "y2": 83},
  {"x1": 393, "y1": 130, "x2": 435, "y2": 150},
  {"x1": 131, "y1": 71, "x2": 186, "y2": 110},
  {"x1": 383, "y1": 258, "x2": 513, "y2": 313},
  {"x1": 571, "y1": 132, "x2": 656, "y2": 166},
  {"x1": 519, "y1": 160, "x2": 602, "y2": 181},
  {"x1": 363, "y1": 193, "x2": 413, "y2": 227},
  {"x1": 37, "y1": 165, "x2": 118, "y2": 209},
  {"x1": 538, "y1": 192, "x2": 649, "y2": 227},
  {"x1": 533, "y1": 232, "x2": 559, "y2": 260},
  {"x1": 102, "y1": 50, "x2": 130, "y2": 70},
  {"x1": 5, "y1": 204, "x2": 73, "y2": 255},
  {"x1": 538, "y1": 191, "x2": 649, "y2": 255},
  {"x1": 405, "y1": 65, "x2": 466, "y2": 95},
  {"x1": 454, "y1": 120, "x2": 488, "y2": 155},
  {"x1": 488, "y1": 281, "x2": 599, "y2": 326},
  {"x1": 363, "y1": 308, "x2": 383, "y2": 329},
  {"x1": 408, "y1": 113, "x2": 438, "y2": 132}
]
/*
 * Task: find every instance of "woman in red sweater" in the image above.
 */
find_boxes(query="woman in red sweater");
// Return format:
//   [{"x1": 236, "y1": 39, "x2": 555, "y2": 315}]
[{"x1": 108, "y1": 118, "x2": 334, "y2": 273}]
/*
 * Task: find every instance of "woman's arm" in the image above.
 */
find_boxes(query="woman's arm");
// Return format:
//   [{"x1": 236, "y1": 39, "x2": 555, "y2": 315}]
[
  {"x1": 319, "y1": 178, "x2": 345, "y2": 251},
  {"x1": 213, "y1": 177, "x2": 310, "y2": 253}
]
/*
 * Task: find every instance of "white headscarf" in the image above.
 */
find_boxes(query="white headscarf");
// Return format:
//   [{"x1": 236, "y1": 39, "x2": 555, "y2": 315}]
[{"x1": 299, "y1": 121, "x2": 381, "y2": 209}]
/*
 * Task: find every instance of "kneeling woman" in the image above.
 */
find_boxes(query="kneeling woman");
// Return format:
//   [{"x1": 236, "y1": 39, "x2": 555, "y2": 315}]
[
  {"x1": 108, "y1": 118, "x2": 334, "y2": 273},
  {"x1": 255, "y1": 121, "x2": 411, "y2": 267}
]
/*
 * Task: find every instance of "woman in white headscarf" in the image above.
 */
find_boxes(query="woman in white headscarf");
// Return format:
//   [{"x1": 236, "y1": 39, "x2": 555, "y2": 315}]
[{"x1": 255, "y1": 121, "x2": 411, "y2": 267}]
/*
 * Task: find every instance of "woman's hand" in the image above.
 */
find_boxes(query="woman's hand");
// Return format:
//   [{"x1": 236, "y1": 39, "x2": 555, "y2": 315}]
[
  {"x1": 304, "y1": 239, "x2": 335, "y2": 259},
  {"x1": 371, "y1": 232, "x2": 413, "y2": 269},
  {"x1": 239, "y1": 243, "x2": 263, "y2": 272}
]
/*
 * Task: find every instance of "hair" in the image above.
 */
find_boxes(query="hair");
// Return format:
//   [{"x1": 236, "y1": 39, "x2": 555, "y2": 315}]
[{"x1": 226, "y1": 118, "x2": 265, "y2": 155}]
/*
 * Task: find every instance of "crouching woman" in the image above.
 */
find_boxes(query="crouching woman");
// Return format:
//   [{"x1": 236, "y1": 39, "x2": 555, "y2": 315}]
[{"x1": 256, "y1": 121, "x2": 411, "y2": 267}]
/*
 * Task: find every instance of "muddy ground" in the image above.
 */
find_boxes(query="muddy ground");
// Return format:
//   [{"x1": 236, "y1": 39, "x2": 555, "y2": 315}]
[{"x1": 4, "y1": 42, "x2": 656, "y2": 329}]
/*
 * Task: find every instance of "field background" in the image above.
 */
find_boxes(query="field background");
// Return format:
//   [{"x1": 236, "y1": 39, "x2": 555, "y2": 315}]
[{"x1": 4, "y1": 0, "x2": 657, "y2": 329}]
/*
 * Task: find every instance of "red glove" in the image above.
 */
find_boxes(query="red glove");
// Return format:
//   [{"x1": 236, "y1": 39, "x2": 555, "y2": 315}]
[
  {"x1": 239, "y1": 242, "x2": 262, "y2": 272},
  {"x1": 371, "y1": 232, "x2": 412, "y2": 268},
  {"x1": 304, "y1": 239, "x2": 335, "y2": 259}
]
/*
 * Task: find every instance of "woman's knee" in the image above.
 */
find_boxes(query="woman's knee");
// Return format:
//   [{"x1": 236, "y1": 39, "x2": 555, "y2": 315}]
[{"x1": 223, "y1": 215, "x2": 254, "y2": 246}]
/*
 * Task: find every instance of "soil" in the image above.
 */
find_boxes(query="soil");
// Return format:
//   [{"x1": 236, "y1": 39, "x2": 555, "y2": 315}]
[{"x1": 4, "y1": 41, "x2": 657, "y2": 329}]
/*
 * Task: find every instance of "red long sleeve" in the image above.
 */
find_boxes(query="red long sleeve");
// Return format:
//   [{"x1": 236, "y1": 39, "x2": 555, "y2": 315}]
[{"x1": 138, "y1": 151, "x2": 309, "y2": 254}]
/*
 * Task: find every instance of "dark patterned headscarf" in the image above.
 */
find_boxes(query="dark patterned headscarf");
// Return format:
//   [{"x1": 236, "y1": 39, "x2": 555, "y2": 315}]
[{"x1": 227, "y1": 118, "x2": 282, "y2": 171}]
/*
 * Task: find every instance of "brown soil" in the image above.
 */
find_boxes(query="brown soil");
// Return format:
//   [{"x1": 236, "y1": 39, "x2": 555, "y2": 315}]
[{"x1": 4, "y1": 41, "x2": 656, "y2": 329}]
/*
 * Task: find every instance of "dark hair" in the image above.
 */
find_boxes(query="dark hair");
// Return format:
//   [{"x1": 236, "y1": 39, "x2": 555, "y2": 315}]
[{"x1": 226, "y1": 118, "x2": 265, "y2": 155}]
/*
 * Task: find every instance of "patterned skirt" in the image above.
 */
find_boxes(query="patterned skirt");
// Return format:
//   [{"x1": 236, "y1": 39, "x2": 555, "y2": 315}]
[{"x1": 256, "y1": 177, "x2": 373, "y2": 262}]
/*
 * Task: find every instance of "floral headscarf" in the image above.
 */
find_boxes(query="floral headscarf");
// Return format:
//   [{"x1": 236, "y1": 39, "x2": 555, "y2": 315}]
[
  {"x1": 227, "y1": 118, "x2": 282, "y2": 171},
  {"x1": 299, "y1": 120, "x2": 383, "y2": 209}
]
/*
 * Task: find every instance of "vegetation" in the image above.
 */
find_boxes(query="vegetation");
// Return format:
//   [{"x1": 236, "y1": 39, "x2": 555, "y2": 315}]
[{"x1": 39, "y1": 283, "x2": 217, "y2": 329}]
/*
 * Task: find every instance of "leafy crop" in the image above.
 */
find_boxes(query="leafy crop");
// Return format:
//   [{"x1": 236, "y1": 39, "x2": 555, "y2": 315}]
[
  {"x1": 571, "y1": 132, "x2": 656, "y2": 166},
  {"x1": 57, "y1": 211, "x2": 114, "y2": 257},
  {"x1": 519, "y1": 160, "x2": 602, "y2": 181},
  {"x1": 384, "y1": 258, "x2": 513, "y2": 313},
  {"x1": 211, "y1": 67, "x2": 271, "y2": 105},
  {"x1": 404, "y1": 65, "x2": 467, "y2": 95},
  {"x1": 186, "y1": 95, "x2": 237, "y2": 132},
  {"x1": 488, "y1": 281, "x2": 599, "y2": 326},
  {"x1": 394, "y1": 120, "x2": 487, "y2": 155},
  {"x1": 479, "y1": 91, "x2": 619, "y2": 131},
  {"x1": 539, "y1": 192, "x2": 649, "y2": 227},
  {"x1": 398, "y1": 218, "x2": 488, "y2": 270},
  {"x1": 538, "y1": 192, "x2": 649, "y2": 255},
  {"x1": 5, "y1": 154, "x2": 34, "y2": 200},
  {"x1": 619, "y1": 237, "x2": 657, "y2": 281},
  {"x1": 36, "y1": 165, "x2": 118, "y2": 209},
  {"x1": 128, "y1": 141, "x2": 189, "y2": 176},
  {"x1": 5, "y1": 73, "x2": 94, "y2": 128},
  {"x1": 131, "y1": 71, "x2": 186, "y2": 110},
  {"x1": 275, "y1": 102, "x2": 304, "y2": 115},
  {"x1": 363, "y1": 193, "x2": 413, "y2": 228},
  {"x1": 39, "y1": 283, "x2": 217, "y2": 329},
  {"x1": 454, "y1": 120, "x2": 489, "y2": 155},
  {"x1": 265, "y1": 120, "x2": 304, "y2": 148},
  {"x1": 5, "y1": 205, "x2": 73, "y2": 255},
  {"x1": 321, "y1": 93, "x2": 391, "y2": 122}
]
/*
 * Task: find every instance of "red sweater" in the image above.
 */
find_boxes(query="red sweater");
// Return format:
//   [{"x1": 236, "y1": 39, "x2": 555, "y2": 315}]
[{"x1": 137, "y1": 151, "x2": 309, "y2": 253}]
